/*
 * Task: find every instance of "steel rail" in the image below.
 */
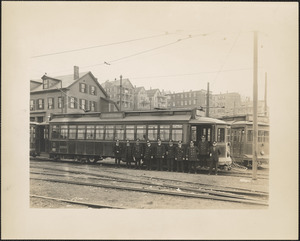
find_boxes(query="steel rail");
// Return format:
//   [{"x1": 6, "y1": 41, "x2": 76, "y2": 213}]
[
  {"x1": 31, "y1": 177, "x2": 268, "y2": 206},
  {"x1": 30, "y1": 194, "x2": 124, "y2": 209}
]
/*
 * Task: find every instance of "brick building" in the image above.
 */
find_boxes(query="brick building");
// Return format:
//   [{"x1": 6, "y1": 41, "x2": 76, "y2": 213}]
[
  {"x1": 166, "y1": 90, "x2": 208, "y2": 109},
  {"x1": 30, "y1": 66, "x2": 118, "y2": 123}
]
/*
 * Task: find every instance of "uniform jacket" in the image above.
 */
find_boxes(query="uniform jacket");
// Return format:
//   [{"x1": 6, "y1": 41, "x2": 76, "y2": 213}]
[
  {"x1": 166, "y1": 145, "x2": 176, "y2": 159},
  {"x1": 113, "y1": 144, "x2": 122, "y2": 158},
  {"x1": 133, "y1": 144, "x2": 143, "y2": 158},
  {"x1": 125, "y1": 144, "x2": 133, "y2": 159},
  {"x1": 144, "y1": 145, "x2": 154, "y2": 159},
  {"x1": 209, "y1": 146, "x2": 221, "y2": 161},
  {"x1": 198, "y1": 141, "x2": 209, "y2": 156},
  {"x1": 154, "y1": 144, "x2": 165, "y2": 158},
  {"x1": 186, "y1": 146, "x2": 199, "y2": 161},
  {"x1": 175, "y1": 146, "x2": 185, "y2": 161}
]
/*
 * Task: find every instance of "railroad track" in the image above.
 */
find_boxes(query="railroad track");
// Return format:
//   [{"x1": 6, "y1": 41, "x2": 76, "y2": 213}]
[
  {"x1": 30, "y1": 157, "x2": 269, "y2": 179},
  {"x1": 30, "y1": 194, "x2": 124, "y2": 209},
  {"x1": 30, "y1": 164, "x2": 268, "y2": 206}
]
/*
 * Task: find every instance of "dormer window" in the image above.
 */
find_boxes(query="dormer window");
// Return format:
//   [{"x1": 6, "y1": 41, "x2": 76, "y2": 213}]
[{"x1": 43, "y1": 79, "x2": 49, "y2": 89}]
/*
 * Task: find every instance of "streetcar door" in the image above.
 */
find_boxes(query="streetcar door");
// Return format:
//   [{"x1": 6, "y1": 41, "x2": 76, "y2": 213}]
[{"x1": 191, "y1": 125, "x2": 212, "y2": 146}]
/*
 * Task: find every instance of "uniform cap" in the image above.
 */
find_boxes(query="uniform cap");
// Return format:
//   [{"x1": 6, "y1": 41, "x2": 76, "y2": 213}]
[
  {"x1": 213, "y1": 141, "x2": 217, "y2": 145},
  {"x1": 201, "y1": 135, "x2": 205, "y2": 138}
]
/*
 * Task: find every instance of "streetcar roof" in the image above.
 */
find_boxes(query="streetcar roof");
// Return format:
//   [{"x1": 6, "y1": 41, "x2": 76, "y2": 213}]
[
  {"x1": 49, "y1": 114, "x2": 191, "y2": 123},
  {"x1": 231, "y1": 120, "x2": 269, "y2": 126},
  {"x1": 189, "y1": 117, "x2": 228, "y2": 125}
]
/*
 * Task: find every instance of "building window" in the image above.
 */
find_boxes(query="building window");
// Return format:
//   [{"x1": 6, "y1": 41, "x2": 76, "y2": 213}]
[
  {"x1": 193, "y1": 99, "x2": 196, "y2": 104},
  {"x1": 90, "y1": 101, "x2": 96, "y2": 111},
  {"x1": 185, "y1": 100, "x2": 187, "y2": 105},
  {"x1": 80, "y1": 83, "x2": 87, "y2": 93},
  {"x1": 48, "y1": 97, "x2": 54, "y2": 109},
  {"x1": 30, "y1": 100, "x2": 35, "y2": 111},
  {"x1": 69, "y1": 97, "x2": 77, "y2": 109},
  {"x1": 38, "y1": 99, "x2": 44, "y2": 110},
  {"x1": 58, "y1": 97, "x2": 64, "y2": 109},
  {"x1": 43, "y1": 79, "x2": 49, "y2": 89},
  {"x1": 79, "y1": 99, "x2": 87, "y2": 110},
  {"x1": 90, "y1": 86, "x2": 96, "y2": 95}
]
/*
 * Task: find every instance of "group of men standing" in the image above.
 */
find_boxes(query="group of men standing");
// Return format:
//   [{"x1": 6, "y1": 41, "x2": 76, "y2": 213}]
[{"x1": 113, "y1": 136, "x2": 221, "y2": 175}]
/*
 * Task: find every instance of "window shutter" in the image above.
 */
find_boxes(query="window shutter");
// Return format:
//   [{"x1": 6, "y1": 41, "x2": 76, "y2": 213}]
[
  {"x1": 94, "y1": 102, "x2": 97, "y2": 112},
  {"x1": 68, "y1": 97, "x2": 71, "y2": 108},
  {"x1": 94, "y1": 87, "x2": 97, "y2": 96},
  {"x1": 42, "y1": 99, "x2": 44, "y2": 109},
  {"x1": 86, "y1": 100, "x2": 89, "y2": 110},
  {"x1": 52, "y1": 98, "x2": 55, "y2": 109},
  {"x1": 79, "y1": 83, "x2": 81, "y2": 92},
  {"x1": 74, "y1": 98, "x2": 78, "y2": 109}
]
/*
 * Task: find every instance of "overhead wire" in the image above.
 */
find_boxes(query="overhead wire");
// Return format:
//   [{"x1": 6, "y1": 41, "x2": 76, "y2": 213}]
[{"x1": 31, "y1": 32, "x2": 178, "y2": 58}]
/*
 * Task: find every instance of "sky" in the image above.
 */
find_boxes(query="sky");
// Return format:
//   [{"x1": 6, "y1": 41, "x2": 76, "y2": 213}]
[{"x1": 12, "y1": 2, "x2": 298, "y2": 99}]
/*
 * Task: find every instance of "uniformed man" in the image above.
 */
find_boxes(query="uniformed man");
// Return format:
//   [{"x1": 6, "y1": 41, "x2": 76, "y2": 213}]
[
  {"x1": 133, "y1": 138, "x2": 143, "y2": 169},
  {"x1": 186, "y1": 141, "x2": 199, "y2": 173},
  {"x1": 113, "y1": 139, "x2": 122, "y2": 168},
  {"x1": 198, "y1": 135, "x2": 210, "y2": 168},
  {"x1": 166, "y1": 140, "x2": 176, "y2": 171},
  {"x1": 124, "y1": 139, "x2": 133, "y2": 168},
  {"x1": 144, "y1": 140, "x2": 154, "y2": 170},
  {"x1": 154, "y1": 139, "x2": 165, "y2": 171},
  {"x1": 175, "y1": 140, "x2": 185, "y2": 172},
  {"x1": 208, "y1": 141, "x2": 221, "y2": 175}
]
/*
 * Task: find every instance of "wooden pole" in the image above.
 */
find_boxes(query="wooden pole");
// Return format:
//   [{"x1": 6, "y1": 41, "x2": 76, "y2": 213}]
[
  {"x1": 252, "y1": 31, "x2": 258, "y2": 180},
  {"x1": 265, "y1": 72, "x2": 268, "y2": 116},
  {"x1": 206, "y1": 82, "x2": 210, "y2": 117},
  {"x1": 119, "y1": 75, "x2": 122, "y2": 111}
]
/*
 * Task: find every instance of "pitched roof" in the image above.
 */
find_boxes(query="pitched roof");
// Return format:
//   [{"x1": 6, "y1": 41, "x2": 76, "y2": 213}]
[
  {"x1": 146, "y1": 88, "x2": 160, "y2": 97},
  {"x1": 102, "y1": 78, "x2": 134, "y2": 89},
  {"x1": 30, "y1": 71, "x2": 108, "y2": 98},
  {"x1": 134, "y1": 86, "x2": 145, "y2": 93}
]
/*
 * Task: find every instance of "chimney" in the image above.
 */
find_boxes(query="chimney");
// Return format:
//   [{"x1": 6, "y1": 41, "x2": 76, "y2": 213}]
[{"x1": 74, "y1": 66, "x2": 79, "y2": 80}]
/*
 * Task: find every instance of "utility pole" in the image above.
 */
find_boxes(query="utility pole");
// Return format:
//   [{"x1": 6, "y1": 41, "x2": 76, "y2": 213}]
[
  {"x1": 206, "y1": 82, "x2": 210, "y2": 117},
  {"x1": 119, "y1": 75, "x2": 122, "y2": 111},
  {"x1": 252, "y1": 31, "x2": 258, "y2": 180},
  {"x1": 61, "y1": 80, "x2": 63, "y2": 113},
  {"x1": 264, "y1": 72, "x2": 268, "y2": 117}
]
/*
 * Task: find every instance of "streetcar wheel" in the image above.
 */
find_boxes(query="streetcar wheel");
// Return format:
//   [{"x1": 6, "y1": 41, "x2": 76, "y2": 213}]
[{"x1": 88, "y1": 157, "x2": 98, "y2": 164}]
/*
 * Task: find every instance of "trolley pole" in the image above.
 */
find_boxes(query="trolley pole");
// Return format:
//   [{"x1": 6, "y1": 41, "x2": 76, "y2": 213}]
[
  {"x1": 119, "y1": 75, "x2": 122, "y2": 111},
  {"x1": 206, "y1": 82, "x2": 210, "y2": 117},
  {"x1": 252, "y1": 31, "x2": 258, "y2": 180}
]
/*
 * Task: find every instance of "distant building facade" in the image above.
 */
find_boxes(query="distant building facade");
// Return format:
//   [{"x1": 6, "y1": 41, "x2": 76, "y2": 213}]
[
  {"x1": 166, "y1": 90, "x2": 208, "y2": 109},
  {"x1": 30, "y1": 66, "x2": 118, "y2": 123},
  {"x1": 146, "y1": 89, "x2": 167, "y2": 109},
  {"x1": 102, "y1": 78, "x2": 134, "y2": 111},
  {"x1": 209, "y1": 92, "x2": 242, "y2": 118},
  {"x1": 133, "y1": 87, "x2": 150, "y2": 110}
]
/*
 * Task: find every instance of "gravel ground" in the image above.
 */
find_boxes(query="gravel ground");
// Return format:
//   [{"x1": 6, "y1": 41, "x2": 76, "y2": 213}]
[{"x1": 30, "y1": 158, "x2": 268, "y2": 209}]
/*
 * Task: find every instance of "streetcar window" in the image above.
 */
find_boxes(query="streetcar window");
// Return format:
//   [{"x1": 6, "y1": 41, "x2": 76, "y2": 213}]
[
  {"x1": 60, "y1": 125, "x2": 68, "y2": 139},
  {"x1": 207, "y1": 128, "x2": 211, "y2": 142},
  {"x1": 125, "y1": 125, "x2": 135, "y2": 140},
  {"x1": 191, "y1": 126, "x2": 197, "y2": 141},
  {"x1": 258, "y1": 130, "x2": 264, "y2": 142},
  {"x1": 247, "y1": 130, "x2": 253, "y2": 142},
  {"x1": 86, "y1": 125, "x2": 95, "y2": 140},
  {"x1": 69, "y1": 125, "x2": 76, "y2": 139},
  {"x1": 159, "y1": 125, "x2": 170, "y2": 141},
  {"x1": 105, "y1": 125, "x2": 114, "y2": 140},
  {"x1": 217, "y1": 128, "x2": 225, "y2": 142},
  {"x1": 115, "y1": 125, "x2": 125, "y2": 140},
  {"x1": 264, "y1": 131, "x2": 269, "y2": 142},
  {"x1": 148, "y1": 125, "x2": 158, "y2": 141},
  {"x1": 95, "y1": 125, "x2": 104, "y2": 140},
  {"x1": 51, "y1": 125, "x2": 59, "y2": 139},
  {"x1": 226, "y1": 128, "x2": 231, "y2": 142},
  {"x1": 136, "y1": 125, "x2": 146, "y2": 140},
  {"x1": 172, "y1": 124, "x2": 183, "y2": 141},
  {"x1": 77, "y1": 125, "x2": 86, "y2": 139}
]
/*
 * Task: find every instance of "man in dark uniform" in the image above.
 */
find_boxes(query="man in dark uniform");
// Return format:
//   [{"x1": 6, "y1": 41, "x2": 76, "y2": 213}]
[
  {"x1": 208, "y1": 141, "x2": 221, "y2": 175},
  {"x1": 198, "y1": 135, "x2": 210, "y2": 168},
  {"x1": 124, "y1": 139, "x2": 133, "y2": 168},
  {"x1": 166, "y1": 140, "x2": 176, "y2": 171},
  {"x1": 144, "y1": 140, "x2": 154, "y2": 170},
  {"x1": 133, "y1": 138, "x2": 143, "y2": 169},
  {"x1": 155, "y1": 139, "x2": 165, "y2": 171},
  {"x1": 175, "y1": 140, "x2": 185, "y2": 172},
  {"x1": 113, "y1": 139, "x2": 122, "y2": 168},
  {"x1": 186, "y1": 141, "x2": 199, "y2": 174}
]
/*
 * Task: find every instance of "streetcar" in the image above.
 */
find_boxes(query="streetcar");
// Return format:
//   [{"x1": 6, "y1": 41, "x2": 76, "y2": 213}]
[
  {"x1": 48, "y1": 108, "x2": 232, "y2": 168},
  {"x1": 221, "y1": 115, "x2": 269, "y2": 167},
  {"x1": 30, "y1": 122, "x2": 40, "y2": 157}
]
